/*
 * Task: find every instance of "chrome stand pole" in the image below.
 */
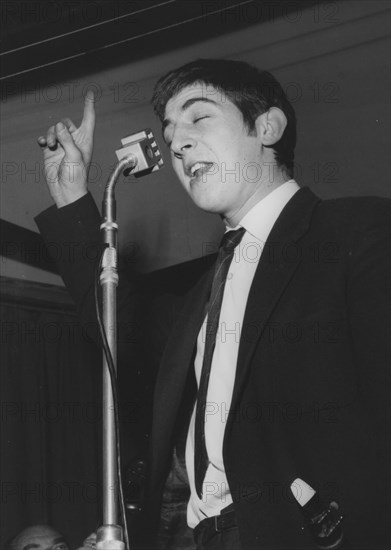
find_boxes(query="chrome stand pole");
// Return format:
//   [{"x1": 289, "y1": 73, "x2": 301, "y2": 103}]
[{"x1": 96, "y1": 155, "x2": 137, "y2": 550}]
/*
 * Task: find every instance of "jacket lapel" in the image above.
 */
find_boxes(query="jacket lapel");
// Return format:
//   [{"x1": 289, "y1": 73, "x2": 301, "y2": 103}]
[{"x1": 227, "y1": 187, "x2": 321, "y2": 436}]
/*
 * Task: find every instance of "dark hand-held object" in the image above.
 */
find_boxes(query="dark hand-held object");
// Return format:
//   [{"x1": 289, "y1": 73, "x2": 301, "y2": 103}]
[{"x1": 301, "y1": 497, "x2": 346, "y2": 549}]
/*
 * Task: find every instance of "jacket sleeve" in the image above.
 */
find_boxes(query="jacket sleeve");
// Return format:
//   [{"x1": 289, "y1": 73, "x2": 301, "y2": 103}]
[
  {"x1": 35, "y1": 192, "x2": 141, "y2": 347},
  {"x1": 35, "y1": 192, "x2": 102, "y2": 313}
]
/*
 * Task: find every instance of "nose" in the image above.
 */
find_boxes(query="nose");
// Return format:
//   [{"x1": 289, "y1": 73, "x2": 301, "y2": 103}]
[{"x1": 170, "y1": 124, "x2": 197, "y2": 155}]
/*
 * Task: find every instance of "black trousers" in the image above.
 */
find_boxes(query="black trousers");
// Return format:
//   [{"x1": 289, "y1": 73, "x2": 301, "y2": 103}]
[
  {"x1": 194, "y1": 526, "x2": 241, "y2": 550},
  {"x1": 193, "y1": 505, "x2": 241, "y2": 550}
]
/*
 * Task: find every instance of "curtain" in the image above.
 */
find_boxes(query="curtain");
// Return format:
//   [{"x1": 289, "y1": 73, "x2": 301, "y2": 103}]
[{"x1": 1, "y1": 277, "x2": 102, "y2": 548}]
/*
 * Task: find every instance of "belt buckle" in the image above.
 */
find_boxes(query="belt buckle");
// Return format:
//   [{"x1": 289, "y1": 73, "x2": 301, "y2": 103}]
[{"x1": 214, "y1": 514, "x2": 221, "y2": 533}]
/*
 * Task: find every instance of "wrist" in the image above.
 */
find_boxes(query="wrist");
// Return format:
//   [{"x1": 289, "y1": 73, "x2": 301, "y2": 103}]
[{"x1": 53, "y1": 189, "x2": 88, "y2": 208}]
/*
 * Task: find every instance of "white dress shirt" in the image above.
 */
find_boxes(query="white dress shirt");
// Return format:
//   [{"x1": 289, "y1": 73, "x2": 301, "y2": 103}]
[{"x1": 186, "y1": 180, "x2": 300, "y2": 528}]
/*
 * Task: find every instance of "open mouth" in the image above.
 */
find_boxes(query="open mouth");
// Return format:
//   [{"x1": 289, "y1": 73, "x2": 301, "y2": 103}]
[{"x1": 189, "y1": 161, "x2": 215, "y2": 179}]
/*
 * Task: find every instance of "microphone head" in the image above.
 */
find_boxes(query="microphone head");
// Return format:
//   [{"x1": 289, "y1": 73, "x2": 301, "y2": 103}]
[{"x1": 115, "y1": 128, "x2": 163, "y2": 177}]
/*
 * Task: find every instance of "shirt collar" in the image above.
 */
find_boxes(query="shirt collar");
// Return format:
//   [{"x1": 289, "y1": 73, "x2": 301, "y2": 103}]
[{"x1": 225, "y1": 180, "x2": 300, "y2": 243}]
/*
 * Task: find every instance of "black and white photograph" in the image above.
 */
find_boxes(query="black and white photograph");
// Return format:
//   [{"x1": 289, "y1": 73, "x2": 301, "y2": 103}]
[{"x1": 1, "y1": 1, "x2": 390, "y2": 549}]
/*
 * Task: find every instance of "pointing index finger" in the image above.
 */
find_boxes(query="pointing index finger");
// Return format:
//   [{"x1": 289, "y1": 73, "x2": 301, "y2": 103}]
[{"x1": 81, "y1": 89, "x2": 95, "y2": 129}]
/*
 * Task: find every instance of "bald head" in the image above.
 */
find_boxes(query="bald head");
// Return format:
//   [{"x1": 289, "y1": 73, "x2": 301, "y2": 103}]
[{"x1": 7, "y1": 525, "x2": 69, "y2": 550}]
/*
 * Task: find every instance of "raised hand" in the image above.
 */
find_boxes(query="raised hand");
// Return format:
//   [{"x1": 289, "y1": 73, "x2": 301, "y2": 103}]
[{"x1": 37, "y1": 91, "x2": 95, "y2": 207}]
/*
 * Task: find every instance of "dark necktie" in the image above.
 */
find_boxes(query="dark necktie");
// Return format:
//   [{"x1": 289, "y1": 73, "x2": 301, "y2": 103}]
[{"x1": 194, "y1": 227, "x2": 246, "y2": 499}]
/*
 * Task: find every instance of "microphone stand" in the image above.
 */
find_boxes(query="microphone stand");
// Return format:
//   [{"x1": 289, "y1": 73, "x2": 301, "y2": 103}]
[{"x1": 96, "y1": 155, "x2": 138, "y2": 550}]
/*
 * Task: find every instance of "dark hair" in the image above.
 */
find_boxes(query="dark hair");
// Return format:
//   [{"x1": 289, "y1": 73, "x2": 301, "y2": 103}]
[{"x1": 152, "y1": 58, "x2": 296, "y2": 177}]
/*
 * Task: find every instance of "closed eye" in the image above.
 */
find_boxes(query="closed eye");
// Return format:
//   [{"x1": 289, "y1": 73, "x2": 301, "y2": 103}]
[{"x1": 193, "y1": 115, "x2": 210, "y2": 123}]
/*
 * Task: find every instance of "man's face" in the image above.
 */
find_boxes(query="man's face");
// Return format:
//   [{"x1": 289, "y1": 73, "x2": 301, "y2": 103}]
[
  {"x1": 162, "y1": 83, "x2": 266, "y2": 222},
  {"x1": 12, "y1": 525, "x2": 68, "y2": 550}
]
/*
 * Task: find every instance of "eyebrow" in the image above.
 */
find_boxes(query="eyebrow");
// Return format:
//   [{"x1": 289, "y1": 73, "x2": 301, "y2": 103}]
[
  {"x1": 162, "y1": 97, "x2": 219, "y2": 134},
  {"x1": 23, "y1": 538, "x2": 66, "y2": 550}
]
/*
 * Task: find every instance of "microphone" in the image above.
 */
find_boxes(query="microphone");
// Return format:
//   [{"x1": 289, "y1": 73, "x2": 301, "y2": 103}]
[
  {"x1": 115, "y1": 128, "x2": 163, "y2": 178},
  {"x1": 101, "y1": 128, "x2": 164, "y2": 233}
]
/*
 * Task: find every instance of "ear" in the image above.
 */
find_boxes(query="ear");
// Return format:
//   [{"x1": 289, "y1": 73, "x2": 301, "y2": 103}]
[{"x1": 255, "y1": 107, "x2": 287, "y2": 146}]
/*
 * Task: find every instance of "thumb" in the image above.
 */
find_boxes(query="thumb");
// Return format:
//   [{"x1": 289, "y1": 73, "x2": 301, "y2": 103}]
[{"x1": 55, "y1": 122, "x2": 81, "y2": 160}]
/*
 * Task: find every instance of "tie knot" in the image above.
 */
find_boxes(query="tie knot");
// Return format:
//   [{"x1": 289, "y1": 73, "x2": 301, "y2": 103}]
[{"x1": 220, "y1": 227, "x2": 245, "y2": 255}]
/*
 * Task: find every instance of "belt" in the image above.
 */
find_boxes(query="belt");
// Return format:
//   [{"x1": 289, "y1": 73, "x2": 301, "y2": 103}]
[{"x1": 194, "y1": 504, "x2": 237, "y2": 538}]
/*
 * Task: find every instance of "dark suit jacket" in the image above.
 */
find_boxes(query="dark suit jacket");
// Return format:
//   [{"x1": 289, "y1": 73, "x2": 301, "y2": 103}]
[{"x1": 36, "y1": 187, "x2": 391, "y2": 549}]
